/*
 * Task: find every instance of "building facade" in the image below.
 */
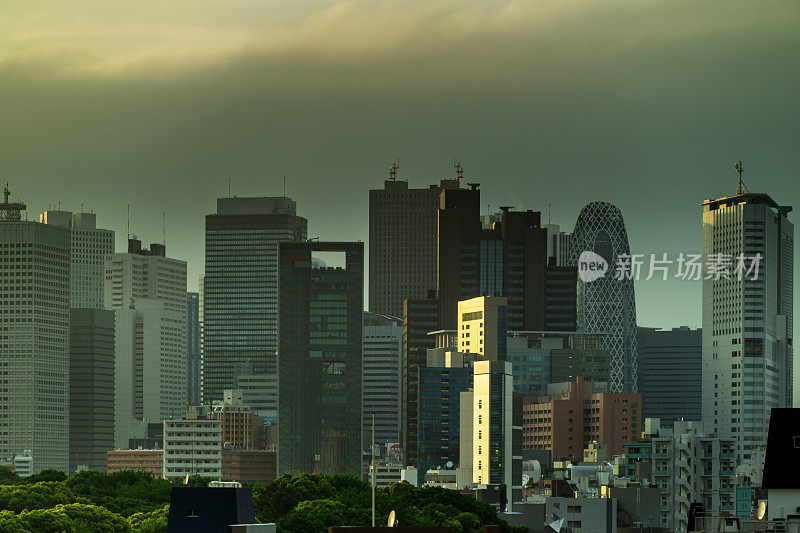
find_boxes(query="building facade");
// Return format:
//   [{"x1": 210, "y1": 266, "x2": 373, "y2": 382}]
[
  {"x1": 106, "y1": 449, "x2": 164, "y2": 478},
  {"x1": 163, "y1": 413, "x2": 222, "y2": 479},
  {"x1": 457, "y1": 296, "x2": 507, "y2": 360},
  {"x1": 0, "y1": 188, "x2": 70, "y2": 472},
  {"x1": 362, "y1": 312, "x2": 403, "y2": 450},
  {"x1": 187, "y1": 292, "x2": 201, "y2": 407},
  {"x1": 69, "y1": 308, "x2": 115, "y2": 473},
  {"x1": 637, "y1": 326, "x2": 702, "y2": 426},
  {"x1": 701, "y1": 192, "x2": 793, "y2": 463},
  {"x1": 203, "y1": 196, "x2": 307, "y2": 406},
  {"x1": 106, "y1": 239, "x2": 187, "y2": 448},
  {"x1": 569, "y1": 201, "x2": 639, "y2": 393},
  {"x1": 277, "y1": 241, "x2": 363, "y2": 475}
]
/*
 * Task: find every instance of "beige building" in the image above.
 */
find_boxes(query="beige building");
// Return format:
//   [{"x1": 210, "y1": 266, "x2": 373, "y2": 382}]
[
  {"x1": 162, "y1": 409, "x2": 222, "y2": 479},
  {"x1": 458, "y1": 296, "x2": 508, "y2": 360}
]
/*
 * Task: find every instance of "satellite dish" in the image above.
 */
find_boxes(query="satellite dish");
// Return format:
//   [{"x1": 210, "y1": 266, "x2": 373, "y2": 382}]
[
  {"x1": 446, "y1": 461, "x2": 454, "y2": 469},
  {"x1": 388, "y1": 510, "x2": 397, "y2": 527},
  {"x1": 758, "y1": 501, "x2": 767, "y2": 520}
]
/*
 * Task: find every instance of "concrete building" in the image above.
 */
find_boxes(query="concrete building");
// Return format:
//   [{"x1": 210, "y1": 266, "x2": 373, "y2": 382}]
[
  {"x1": 546, "y1": 496, "x2": 617, "y2": 533},
  {"x1": 0, "y1": 187, "x2": 70, "y2": 472},
  {"x1": 650, "y1": 420, "x2": 737, "y2": 532},
  {"x1": 221, "y1": 449, "x2": 276, "y2": 483},
  {"x1": 702, "y1": 191, "x2": 794, "y2": 463},
  {"x1": 277, "y1": 241, "x2": 363, "y2": 475},
  {"x1": 362, "y1": 312, "x2": 403, "y2": 450},
  {"x1": 187, "y1": 292, "x2": 201, "y2": 407},
  {"x1": 569, "y1": 201, "x2": 639, "y2": 393},
  {"x1": 368, "y1": 176, "x2": 461, "y2": 319},
  {"x1": 106, "y1": 449, "x2": 164, "y2": 478},
  {"x1": 637, "y1": 326, "x2": 702, "y2": 426},
  {"x1": 457, "y1": 296, "x2": 507, "y2": 360},
  {"x1": 212, "y1": 390, "x2": 262, "y2": 450},
  {"x1": 163, "y1": 410, "x2": 222, "y2": 479},
  {"x1": 69, "y1": 308, "x2": 115, "y2": 473},
  {"x1": 203, "y1": 196, "x2": 307, "y2": 406},
  {"x1": 107, "y1": 239, "x2": 187, "y2": 449},
  {"x1": 39, "y1": 209, "x2": 114, "y2": 309},
  {"x1": 473, "y1": 360, "x2": 521, "y2": 510},
  {"x1": 522, "y1": 377, "x2": 641, "y2": 459}
]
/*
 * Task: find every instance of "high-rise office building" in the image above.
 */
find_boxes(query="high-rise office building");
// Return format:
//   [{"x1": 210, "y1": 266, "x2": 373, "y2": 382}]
[
  {"x1": 106, "y1": 239, "x2": 187, "y2": 448},
  {"x1": 569, "y1": 201, "x2": 639, "y2": 393},
  {"x1": 0, "y1": 186, "x2": 70, "y2": 472},
  {"x1": 362, "y1": 312, "x2": 403, "y2": 450},
  {"x1": 277, "y1": 241, "x2": 363, "y2": 475},
  {"x1": 368, "y1": 176, "x2": 461, "y2": 318},
  {"x1": 457, "y1": 296, "x2": 507, "y2": 360},
  {"x1": 39, "y1": 210, "x2": 114, "y2": 309},
  {"x1": 701, "y1": 191, "x2": 793, "y2": 461},
  {"x1": 69, "y1": 308, "x2": 115, "y2": 473},
  {"x1": 203, "y1": 197, "x2": 307, "y2": 406},
  {"x1": 637, "y1": 326, "x2": 702, "y2": 426},
  {"x1": 187, "y1": 292, "x2": 201, "y2": 407}
]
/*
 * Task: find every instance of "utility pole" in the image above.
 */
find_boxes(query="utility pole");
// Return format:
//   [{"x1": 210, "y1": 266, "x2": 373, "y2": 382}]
[{"x1": 371, "y1": 412, "x2": 376, "y2": 527}]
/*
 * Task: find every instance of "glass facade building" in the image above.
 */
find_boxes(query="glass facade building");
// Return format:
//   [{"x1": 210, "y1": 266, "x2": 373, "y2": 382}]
[
  {"x1": 186, "y1": 292, "x2": 201, "y2": 407},
  {"x1": 569, "y1": 201, "x2": 639, "y2": 393},
  {"x1": 203, "y1": 197, "x2": 306, "y2": 406}
]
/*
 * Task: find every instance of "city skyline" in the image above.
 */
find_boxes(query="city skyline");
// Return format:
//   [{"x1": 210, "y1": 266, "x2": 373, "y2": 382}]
[{"x1": 3, "y1": 0, "x2": 799, "y2": 334}]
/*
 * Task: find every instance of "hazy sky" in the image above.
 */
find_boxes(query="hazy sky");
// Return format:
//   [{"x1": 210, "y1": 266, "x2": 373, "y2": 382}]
[{"x1": 3, "y1": 0, "x2": 799, "y2": 330}]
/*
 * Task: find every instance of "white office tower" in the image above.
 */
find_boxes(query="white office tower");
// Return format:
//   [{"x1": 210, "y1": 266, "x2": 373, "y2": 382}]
[
  {"x1": 702, "y1": 191, "x2": 793, "y2": 463},
  {"x1": 39, "y1": 210, "x2": 114, "y2": 308},
  {"x1": 107, "y1": 238, "x2": 187, "y2": 448},
  {"x1": 0, "y1": 186, "x2": 70, "y2": 472},
  {"x1": 362, "y1": 312, "x2": 403, "y2": 450}
]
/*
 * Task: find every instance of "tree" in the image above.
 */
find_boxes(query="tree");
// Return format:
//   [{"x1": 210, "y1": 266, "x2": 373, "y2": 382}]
[
  {"x1": 0, "y1": 482, "x2": 83, "y2": 513},
  {"x1": 57, "y1": 503, "x2": 132, "y2": 532},
  {"x1": 23, "y1": 470, "x2": 67, "y2": 484}
]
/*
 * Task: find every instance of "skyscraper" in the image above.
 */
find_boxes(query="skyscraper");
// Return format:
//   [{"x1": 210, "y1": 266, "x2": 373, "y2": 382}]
[
  {"x1": 187, "y1": 292, "x2": 201, "y2": 407},
  {"x1": 69, "y1": 308, "x2": 115, "y2": 472},
  {"x1": 368, "y1": 176, "x2": 461, "y2": 318},
  {"x1": 0, "y1": 186, "x2": 70, "y2": 472},
  {"x1": 362, "y1": 312, "x2": 403, "y2": 451},
  {"x1": 701, "y1": 191, "x2": 793, "y2": 461},
  {"x1": 107, "y1": 239, "x2": 187, "y2": 448},
  {"x1": 203, "y1": 197, "x2": 306, "y2": 406},
  {"x1": 569, "y1": 201, "x2": 639, "y2": 393},
  {"x1": 39, "y1": 210, "x2": 114, "y2": 309},
  {"x1": 637, "y1": 326, "x2": 702, "y2": 426},
  {"x1": 277, "y1": 241, "x2": 363, "y2": 475}
]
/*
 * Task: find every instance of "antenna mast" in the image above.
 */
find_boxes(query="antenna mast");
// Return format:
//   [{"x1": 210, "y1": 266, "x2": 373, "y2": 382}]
[
  {"x1": 283, "y1": 174, "x2": 286, "y2": 197},
  {"x1": 453, "y1": 156, "x2": 463, "y2": 182},
  {"x1": 735, "y1": 160, "x2": 748, "y2": 195},
  {"x1": 228, "y1": 177, "x2": 231, "y2": 198},
  {"x1": 127, "y1": 204, "x2": 130, "y2": 240},
  {"x1": 548, "y1": 203, "x2": 551, "y2": 225},
  {"x1": 162, "y1": 211, "x2": 166, "y2": 246},
  {"x1": 388, "y1": 159, "x2": 399, "y2": 181}
]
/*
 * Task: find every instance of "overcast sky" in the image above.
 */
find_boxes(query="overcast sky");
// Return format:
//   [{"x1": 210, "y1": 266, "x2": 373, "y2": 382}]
[{"x1": 3, "y1": 0, "x2": 799, "y2": 331}]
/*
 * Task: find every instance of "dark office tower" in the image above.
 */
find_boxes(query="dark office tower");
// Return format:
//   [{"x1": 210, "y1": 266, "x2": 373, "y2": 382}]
[
  {"x1": 203, "y1": 197, "x2": 307, "y2": 407},
  {"x1": 69, "y1": 308, "x2": 115, "y2": 473},
  {"x1": 472, "y1": 208, "x2": 577, "y2": 331},
  {"x1": 186, "y1": 292, "x2": 201, "y2": 407},
  {"x1": 0, "y1": 185, "x2": 70, "y2": 472},
  {"x1": 402, "y1": 296, "x2": 439, "y2": 467},
  {"x1": 637, "y1": 326, "x2": 702, "y2": 426},
  {"x1": 277, "y1": 241, "x2": 363, "y2": 476},
  {"x1": 569, "y1": 202, "x2": 639, "y2": 393},
  {"x1": 369, "y1": 177, "x2": 461, "y2": 319},
  {"x1": 437, "y1": 184, "x2": 482, "y2": 329}
]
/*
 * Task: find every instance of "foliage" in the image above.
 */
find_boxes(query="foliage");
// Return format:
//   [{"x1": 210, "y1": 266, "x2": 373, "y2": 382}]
[{"x1": 127, "y1": 505, "x2": 168, "y2": 533}]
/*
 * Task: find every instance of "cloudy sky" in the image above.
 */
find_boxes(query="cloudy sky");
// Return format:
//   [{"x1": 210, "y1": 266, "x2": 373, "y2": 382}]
[{"x1": 2, "y1": 0, "x2": 799, "y2": 331}]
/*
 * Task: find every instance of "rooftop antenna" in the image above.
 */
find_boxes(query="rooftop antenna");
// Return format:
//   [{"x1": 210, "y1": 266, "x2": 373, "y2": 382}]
[
  {"x1": 228, "y1": 177, "x2": 231, "y2": 198},
  {"x1": 388, "y1": 159, "x2": 400, "y2": 181},
  {"x1": 162, "y1": 211, "x2": 166, "y2": 246},
  {"x1": 453, "y1": 156, "x2": 464, "y2": 182},
  {"x1": 735, "y1": 159, "x2": 748, "y2": 195},
  {"x1": 486, "y1": 203, "x2": 491, "y2": 215},
  {"x1": 127, "y1": 204, "x2": 130, "y2": 240},
  {"x1": 548, "y1": 202, "x2": 551, "y2": 225},
  {"x1": 283, "y1": 174, "x2": 286, "y2": 197}
]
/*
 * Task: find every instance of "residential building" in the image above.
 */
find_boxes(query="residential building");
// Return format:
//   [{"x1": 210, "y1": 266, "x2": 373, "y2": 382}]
[
  {"x1": 277, "y1": 241, "x2": 363, "y2": 475},
  {"x1": 637, "y1": 326, "x2": 702, "y2": 426},
  {"x1": 701, "y1": 191, "x2": 794, "y2": 462},
  {"x1": 402, "y1": 296, "x2": 439, "y2": 467},
  {"x1": 473, "y1": 360, "x2": 521, "y2": 509},
  {"x1": 569, "y1": 201, "x2": 639, "y2": 393},
  {"x1": 106, "y1": 449, "x2": 164, "y2": 478},
  {"x1": 417, "y1": 351, "x2": 472, "y2": 483},
  {"x1": 650, "y1": 420, "x2": 737, "y2": 532},
  {"x1": 39, "y1": 209, "x2": 114, "y2": 309},
  {"x1": 203, "y1": 196, "x2": 307, "y2": 406},
  {"x1": 362, "y1": 312, "x2": 403, "y2": 450},
  {"x1": 107, "y1": 239, "x2": 187, "y2": 448},
  {"x1": 163, "y1": 410, "x2": 222, "y2": 479},
  {"x1": 187, "y1": 292, "x2": 201, "y2": 407},
  {"x1": 522, "y1": 377, "x2": 641, "y2": 459},
  {"x1": 368, "y1": 175, "x2": 461, "y2": 318},
  {"x1": 69, "y1": 308, "x2": 115, "y2": 473},
  {"x1": 0, "y1": 186, "x2": 70, "y2": 472}
]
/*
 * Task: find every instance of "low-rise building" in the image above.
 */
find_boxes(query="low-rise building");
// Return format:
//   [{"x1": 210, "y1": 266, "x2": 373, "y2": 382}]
[
  {"x1": 163, "y1": 410, "x2": 222, "y2": 480},
  {"x1": 221, "y1": 449, "x2": 276, "y2": 483},
  {"x1": 106, "y1": 449, "x2": 164, "y2": 478}
]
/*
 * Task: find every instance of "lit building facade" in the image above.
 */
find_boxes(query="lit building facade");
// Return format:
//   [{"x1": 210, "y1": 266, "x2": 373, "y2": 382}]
[{"x1": 362, "y1": 312, "x2": 403, "y2": 450}]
